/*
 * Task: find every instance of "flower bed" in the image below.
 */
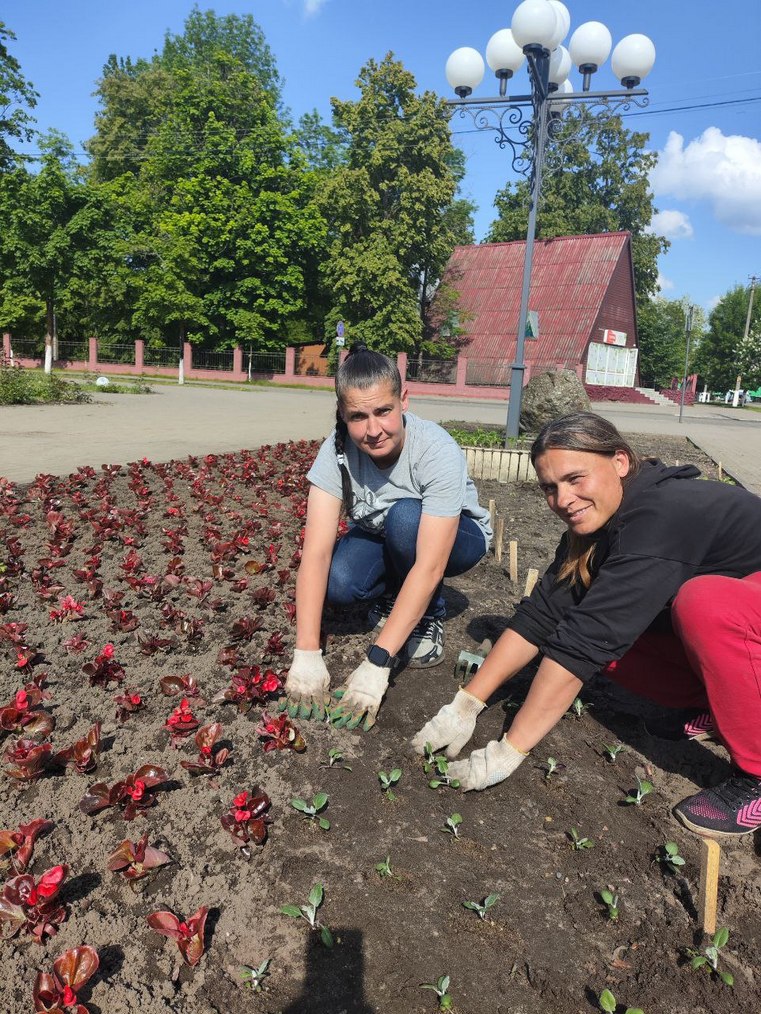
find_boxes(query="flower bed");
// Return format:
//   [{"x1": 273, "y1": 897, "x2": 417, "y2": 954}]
[{"x1": 0, "y1": 437, "x2": 758, "y2": 1014}]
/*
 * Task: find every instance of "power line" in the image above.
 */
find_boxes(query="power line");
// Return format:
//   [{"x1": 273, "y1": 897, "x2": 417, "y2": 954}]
[{"x1": 11, "y1": 94, "x2": 761, "y2": 162}]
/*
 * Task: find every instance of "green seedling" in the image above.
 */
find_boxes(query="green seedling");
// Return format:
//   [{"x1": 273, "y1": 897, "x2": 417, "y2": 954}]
[
  {"x1": 375, "y1": 855, "x2": 393, "y2": 878},
  {"x1": 240, "y1": 958, "x2": 271, "y2": 992},
  {"x1": 656, "y1": 841, "x2": 685, "y2": 874},
  {"x1": 420, "y1": 974, "x2": 453, "y2": 1011},
  {"x1": 423, "y1": 743, "x2": 460, "y2": 789},
  {"x1": 291, "y1": 792, "x2": 330, "y2": 830},
  {"x1": 687, "y1": 927, "x2": 734, "y2": 986},
  {"x1": 623, "y1": 775, "x2": 653, "y2": 805},
  {"x1": 378, "y1": 767, "x2": 402, "y2": 800},
  {"x1": 321, "y1": 748, "x2": 351, "y2": 771},
  {"x1": 442, "y1": 812, "x2": 463, "y2": 838},
  {"x1": 280, "y1": 883, "x2": 333, "y2": 948},
  {"x1": 602, "y1": 742, "x2": 625, "y2": 762},
  {"x1": 568, "y1": 827, "x2": 595, "y2": 850},
  {"x1": 543, "y1": 756, "x2": 565, "y2": 780},
  {"x1": 462, "y1": 892, "x2": 500, "y2": 921},
  {"x1": 569, "y1": 697, "x2": 591, "y2": 719},
  {"x1": 598, "y1": 888, "x2": 620, "y2": 921},
  {"x1": 598, "y1": 988, "x2": 644, "y2": 1013}
]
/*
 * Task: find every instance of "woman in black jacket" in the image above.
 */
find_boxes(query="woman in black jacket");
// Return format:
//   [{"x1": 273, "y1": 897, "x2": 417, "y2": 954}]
[{"x1": 412, "y1": 412, "x2": 761, "y2": 839}]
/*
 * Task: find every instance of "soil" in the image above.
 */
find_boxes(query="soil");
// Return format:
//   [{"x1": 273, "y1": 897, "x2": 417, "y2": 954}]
[{"x1": 0, "y1": 433, "x2": 759, "y2": 1014}]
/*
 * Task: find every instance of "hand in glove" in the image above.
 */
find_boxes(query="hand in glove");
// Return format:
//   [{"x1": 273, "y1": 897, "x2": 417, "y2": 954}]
[
  {"x1": 447, "y1": 736, "x2": 527, "y2": 792},
  {"x1": 278, "y1": 649, "x2": 331, "y2": 721},
  {"x1": 330, "y1": 658, "x2": 391, "y2": 731},
  {"x1": 410, "y1": 689, "x2": 486, "y2": 758}
]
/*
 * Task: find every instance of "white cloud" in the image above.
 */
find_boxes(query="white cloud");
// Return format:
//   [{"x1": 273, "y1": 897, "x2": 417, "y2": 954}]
[
  {"x1": 648, "y1": 209, "x2": 693, "y2": 240},
  {"x1": 657, "y1": 272, "x2": 675, "y2": 292},
  {"x1": 707, "y1": 294, "x2": 722, "y2": 312},
  {"x1": 651, "y1": 127, "x2": 761, "y2": 235},
  {"x1": 304, "y1": 0, "x2": 329, "y2": 15}
]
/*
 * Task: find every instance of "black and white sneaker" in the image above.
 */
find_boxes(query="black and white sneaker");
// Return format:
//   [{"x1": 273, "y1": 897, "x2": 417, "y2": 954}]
[
  {"x1": 673, "y1": 770, "x2": 761, "y2": 839},
  {"x1": 368, "y1": 594, "x2": 396, "y2": 630},
  {"x1": 400, "y1": 615, "x2": 445, "y2": 669}
]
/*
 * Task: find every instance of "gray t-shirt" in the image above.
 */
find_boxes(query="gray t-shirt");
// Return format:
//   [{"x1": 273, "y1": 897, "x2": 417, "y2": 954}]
[{"x1": 307, "y1": 412, "x2": 492, "y2": 547}]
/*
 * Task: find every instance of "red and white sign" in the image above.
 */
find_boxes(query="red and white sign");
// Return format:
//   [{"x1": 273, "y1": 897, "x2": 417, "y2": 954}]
[{"x1": 601, "y1": 328, "x2": 627, "y2": 347}]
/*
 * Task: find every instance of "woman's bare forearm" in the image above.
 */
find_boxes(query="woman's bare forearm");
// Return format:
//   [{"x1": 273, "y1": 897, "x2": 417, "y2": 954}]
[
  {"x1": 505, "y1": 658, "x2": 583, "y2": 752},
  {"x1": 294, "y1": 550, "x2": 331, "y2": 650},
  {"x1": 464, "y1": 629, "x2": 540, "y2": 702}
]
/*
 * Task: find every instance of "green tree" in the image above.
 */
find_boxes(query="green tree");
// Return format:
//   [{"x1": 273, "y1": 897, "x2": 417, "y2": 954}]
[
  {"x1": 486, "y1": 108, "x2": 668, "y2": 304},
  {"x1": 85, "y1": 9, "x2": 325, "y2": 349},
  {"x1": 0, "y1": 133, "x2": 89, "y2": 371},
  {"x1": 87, "y1": 6, "x2": 283, "y2": 181},
  {"x1": 0, "y1": 19, "x2": 38, "y2": 169},
  {"x1": 637, "y1": 297, "x2": 705, "y2": 388},
  {"x1": 693, "y1": 283, "x2": 761, "y2": 391},
  {"x1": 319, "y1": 53, "x2": 470, "y2": 355}
]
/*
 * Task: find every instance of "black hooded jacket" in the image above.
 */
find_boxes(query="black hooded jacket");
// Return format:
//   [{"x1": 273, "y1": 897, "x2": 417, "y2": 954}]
[{"x1": 508, "y1": 460, "x2": 761, "y2": 681}]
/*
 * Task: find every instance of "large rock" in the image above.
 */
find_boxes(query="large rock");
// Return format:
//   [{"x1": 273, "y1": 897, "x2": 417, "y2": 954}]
[{"x1": 519, "y1": 369, "x2": 591, "y2": 434}]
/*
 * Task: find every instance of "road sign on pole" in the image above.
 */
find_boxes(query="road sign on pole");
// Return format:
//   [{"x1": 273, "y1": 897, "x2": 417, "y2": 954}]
[{"x1": 525, "y1": 310, "x2": 539, "y2": 340}]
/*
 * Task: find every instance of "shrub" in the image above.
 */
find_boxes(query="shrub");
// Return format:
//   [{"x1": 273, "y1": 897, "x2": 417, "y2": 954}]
[{"x1": 0, "y1": 362, "x2": 90, "y2": 405}]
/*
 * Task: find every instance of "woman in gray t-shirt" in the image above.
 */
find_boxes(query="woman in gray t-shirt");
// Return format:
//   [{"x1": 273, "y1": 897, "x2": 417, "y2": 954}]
[{"x1": 280, "y1": 346, "x2": 491, "y2": 731}]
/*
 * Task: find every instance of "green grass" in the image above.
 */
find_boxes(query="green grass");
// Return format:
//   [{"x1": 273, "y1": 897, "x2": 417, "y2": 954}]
[
  {"x1": 0, "y1": 362, "x2": 91, "y2": 405},
  {"x1": 442, "y1": 422, "x2": 530, "y2": 450},
  {"x1": 77, "y1": 377, "x2": 154, "y2": 395}
]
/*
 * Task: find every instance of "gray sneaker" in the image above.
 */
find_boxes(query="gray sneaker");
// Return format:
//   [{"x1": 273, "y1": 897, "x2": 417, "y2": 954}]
[
  {"x1": 400, "y1": 615, "x2": 445, "y2": 669},
  {"x1": 368, "y1": 594, "x2": 396, "y2": 630}
]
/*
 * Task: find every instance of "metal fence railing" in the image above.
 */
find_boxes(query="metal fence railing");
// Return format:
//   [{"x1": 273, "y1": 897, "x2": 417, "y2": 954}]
[
  {"x1": 96, "y1": 344, "x2": 135, "y2": 365},
  {"x1": 406, "y1": 357, "x2": 458, "y2": 385},
  {"x1": 192, "y1": 348, "x2": 235, "y2": 371},
  {"x1": 464, "y1": 358, "x2": 511, "y2": 388},
  {"x1": 143, "y1": 345, "x2": 181, "y2": 368},
  {"x1": 57, "y1": 340, "x2": 90, "y2": 362},
  {"x1": 246, "y1": 350, "x2": 286, "y2": 375},
  {"x1": 9, "y1": 338, "x2": 44, "y2": 359}
]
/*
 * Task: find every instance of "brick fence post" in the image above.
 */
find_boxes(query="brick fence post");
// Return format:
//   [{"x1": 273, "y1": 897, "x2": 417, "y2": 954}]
[
  {"x1": 396, "y1": 352, "x2": 408, "y2": 383},
  {"x1": 135, "y1": 339, "x2": 144, "y2": 372},
  {"x1": 183, "y1": 342, "x2": 193, "y2": 378},
  {"x1": 232, "y1": 346, "x2": 244, "y2": 380},
  {"x1": 284, "y1": 346, "x2": 296, "y2": 379},
  {"x1": 2, "y1": 333, "x2": 11, "y2": 360},
  {"x1": 88, "y1": 337, "x2": 98, "y2": 372},
  {"x1": 455, "y1": 354, "x2": 467, "y2": 394}
]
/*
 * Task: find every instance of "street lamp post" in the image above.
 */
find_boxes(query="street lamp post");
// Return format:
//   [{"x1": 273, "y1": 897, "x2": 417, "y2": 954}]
[{"x1": 444, "y1": 0, "x2": 656, "y2": 441}]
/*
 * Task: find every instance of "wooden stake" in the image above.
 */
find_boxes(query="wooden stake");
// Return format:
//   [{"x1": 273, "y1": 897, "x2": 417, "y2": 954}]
[
  {"x1": 699, "y1": 837, "x2": 721, "y2": 935},
  {"x1": 524, "y1": 568, "x2": 539, "y2": 597},
  {"x1": 488, "y1": 498, "x2": 496, "y2": 535},
  {"x1": 718, "y1": 461, "x2": 723, "y2": 482},
  {"x1": 494, "y1": 516, "x2": 505, "y2": 563},
  {"x1": 509, "y1": 540, "x2": 518, "y2": 583}
]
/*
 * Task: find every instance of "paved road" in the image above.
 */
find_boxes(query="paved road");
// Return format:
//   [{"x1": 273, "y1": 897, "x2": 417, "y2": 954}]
[{"x1": 1, "y1": 382, "x2": 760, "y2": 492}]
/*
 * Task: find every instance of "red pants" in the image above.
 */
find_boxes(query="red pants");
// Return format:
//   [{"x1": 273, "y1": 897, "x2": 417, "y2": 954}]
[{"x1": 604, "y1": 573, "x2": 761, "y2": 776}]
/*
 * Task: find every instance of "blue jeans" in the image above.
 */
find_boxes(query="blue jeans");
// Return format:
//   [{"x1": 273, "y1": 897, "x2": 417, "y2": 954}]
[{"x1": 326, "y1": 499, "x2": 487, "y2": 619}]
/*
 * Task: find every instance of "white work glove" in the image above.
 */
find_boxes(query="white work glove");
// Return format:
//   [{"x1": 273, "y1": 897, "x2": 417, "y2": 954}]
[
  {"x1": 410, "y1": 689, "x2": 486, "y2": 759},
  {"x1": 448, "y1": 736, "x2": 527, "y2": 792},
  {"x1": 279, "y1": 649, "x2": 331, "y2": 721},
  {"x1": 330, "y1": 658, "x2": 391, "y2": 731}
]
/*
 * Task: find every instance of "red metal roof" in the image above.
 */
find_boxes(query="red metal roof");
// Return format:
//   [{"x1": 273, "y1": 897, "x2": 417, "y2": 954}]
[{"x1": 443, "y1": 232, "x2": 635, "y2": 381}]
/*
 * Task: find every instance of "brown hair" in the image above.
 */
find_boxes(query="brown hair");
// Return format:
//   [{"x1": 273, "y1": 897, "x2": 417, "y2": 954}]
[
  {"x1": 530, "y1": 413, "x2": 640, "y2": 588},
  {"x1": 333, "y1": 345, "x2": 402, "y2": 518}
]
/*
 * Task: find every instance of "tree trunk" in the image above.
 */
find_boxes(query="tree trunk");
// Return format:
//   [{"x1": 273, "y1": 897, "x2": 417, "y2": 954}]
[{"x1": 44, "y1": 296, "x2": 54, "y2": 375}]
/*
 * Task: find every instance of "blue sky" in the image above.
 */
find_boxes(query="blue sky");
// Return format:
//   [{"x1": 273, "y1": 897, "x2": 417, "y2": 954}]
[{"x1": 3, "y1": 0, "x2": 760, "y2": 312}]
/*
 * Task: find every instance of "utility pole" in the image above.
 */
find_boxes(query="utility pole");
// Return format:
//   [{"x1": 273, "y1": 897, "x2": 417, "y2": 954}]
[
  {"x1": 732, "y1": 275, "x2": 758, "y2": 408},
  {"x1": 679, "y1": 304, "x2": 693, "y2": 424}
]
